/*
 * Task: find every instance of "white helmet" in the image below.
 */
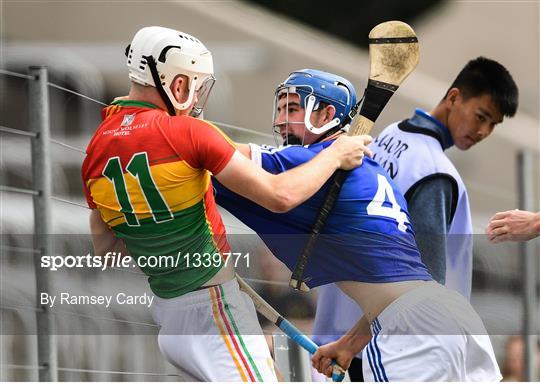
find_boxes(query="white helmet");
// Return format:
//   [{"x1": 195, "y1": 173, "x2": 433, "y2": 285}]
[{"x1": 126, "y1": 26, "x2": 215, "y2": 117}]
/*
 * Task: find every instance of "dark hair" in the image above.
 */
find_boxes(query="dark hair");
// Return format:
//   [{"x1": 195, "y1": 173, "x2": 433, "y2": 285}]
[{"x1": 445, "y1": 57, "x2": 519, "y2": 117}]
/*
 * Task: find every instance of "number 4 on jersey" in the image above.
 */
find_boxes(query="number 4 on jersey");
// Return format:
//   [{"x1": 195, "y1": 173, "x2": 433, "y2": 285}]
[{"x1": 367, "y1": 174, "x2": 409, "y2": 232}]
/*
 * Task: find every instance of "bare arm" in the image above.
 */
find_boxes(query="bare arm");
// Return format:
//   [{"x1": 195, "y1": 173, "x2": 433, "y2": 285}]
[
  {"x1": 89, "y1": 209, "x2": 129, "y2": 262},
  {"x1": 235, "y1": 143, "x2": 251, "y2": 158},
  {"x1": 215, "y1": 135, "x2": 372, "y2": 213},
  {"x1": 312, "y1": 315, "x2": 372, "y2": 377},
  {"x1": 486, "y1": 209, "x2": 540, "y2": 243}
]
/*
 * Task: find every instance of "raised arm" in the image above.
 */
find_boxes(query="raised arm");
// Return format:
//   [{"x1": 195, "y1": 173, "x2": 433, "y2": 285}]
[{"x1": 216, "y1": 135, "x2": 370, "y2": 213}]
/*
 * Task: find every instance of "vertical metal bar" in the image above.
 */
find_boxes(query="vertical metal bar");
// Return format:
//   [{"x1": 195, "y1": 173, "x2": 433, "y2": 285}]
[
  {"x1": 273, "y1": 333, "x2": 313, "y2": 381},
  {"x1": 273, "y1": 334, "x2": 292, "y2": 381},
  {"x1": 517, "y1": 150, "x2": 538, "y2": 381},
  {"x1": 29, "y1": 66, "x2": 57, "y2": 381}
]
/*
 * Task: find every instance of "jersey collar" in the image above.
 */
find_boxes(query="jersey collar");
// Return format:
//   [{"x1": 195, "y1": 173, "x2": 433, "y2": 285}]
[
  {"x1": 111, "y1": 99, "x2": 162, "y2": 110},
  {"x1": 409, "y1": 108, "x2": 454, "y2": 150}
]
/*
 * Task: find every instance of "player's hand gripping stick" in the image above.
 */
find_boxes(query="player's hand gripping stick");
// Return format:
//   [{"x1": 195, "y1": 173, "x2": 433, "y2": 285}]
[{"x1": 236, "y1": 275, "x2": 345, "y2": 381}]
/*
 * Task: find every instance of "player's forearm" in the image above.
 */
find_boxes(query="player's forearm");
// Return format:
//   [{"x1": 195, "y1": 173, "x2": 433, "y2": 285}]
[
  {"x1": 216, "y1": 137, "x2": 368, "y2": 213},
  {"x1": 268, "y1": 146, "x2": 342, "y2": 211},
  {"x1": 233, "y1": 144, "x2": 343, "y2": 212},
  {"x1": 339, "y1": 315, "x2": 372, "y2": 355}
]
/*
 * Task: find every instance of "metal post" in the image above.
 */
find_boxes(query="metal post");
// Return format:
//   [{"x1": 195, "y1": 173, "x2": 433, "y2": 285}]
[
  {"x1": 517, "y1": 150, "x2": 538, "y2": 381},
  {"x1": 29, "y1": 66, "x2": 57, "y2": 381},
  {"x1": 273, "y1": 333, "x2": 313, "y2": 381}
]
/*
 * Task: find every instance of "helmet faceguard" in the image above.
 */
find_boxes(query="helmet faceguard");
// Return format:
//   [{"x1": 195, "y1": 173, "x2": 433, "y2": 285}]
[
  {"x1": 126, "y1": 26, "x2": 215, "y2": 117},
  {"x1": 272, "y1": 69, "x2": 357, "y2": 145},
  {"x1": 189, "y1": 75, "x2": 215, "y2": 117},
  {"x1": 272, "y1": 86, "x2": 309, "y2": 146}
]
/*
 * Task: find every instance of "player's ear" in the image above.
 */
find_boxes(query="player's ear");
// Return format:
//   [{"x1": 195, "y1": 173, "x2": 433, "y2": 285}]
[
  {"x1": 323, "y1": 105, "x2": 336, "y2": 123},
  {"x1": 170, "y1": 75, "x2": 188, "y2": 103},
  {"x1": 446, "y1": 88, "x2": 460, "y2": 105}
]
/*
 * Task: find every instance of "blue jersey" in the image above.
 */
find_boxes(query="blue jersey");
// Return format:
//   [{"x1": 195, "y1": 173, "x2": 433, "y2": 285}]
[{"x1": 214, "y1": 141, "x2": 432, "y2": 287}]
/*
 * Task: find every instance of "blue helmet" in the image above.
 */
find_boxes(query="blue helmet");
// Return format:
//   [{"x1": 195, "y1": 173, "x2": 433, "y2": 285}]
[{"x1": 274, "y1": 69, "x2": 357, "y2": 136}]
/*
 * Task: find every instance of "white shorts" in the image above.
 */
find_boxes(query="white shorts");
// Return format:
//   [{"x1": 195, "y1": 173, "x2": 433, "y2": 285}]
[
  {"x1": 151, "y1": 278, "x2": 277, "y2": 382},
  {"x1": 362, "y1": 282, "x2": 501, "y2": 382}
]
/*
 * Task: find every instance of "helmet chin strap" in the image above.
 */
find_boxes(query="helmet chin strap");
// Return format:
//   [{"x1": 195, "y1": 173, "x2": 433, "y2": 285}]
[
  {"x1": 144, "y1": 55, "x2": 200, "y2": 116},
  {"x1": 309, "y1": 91, "x2": 362, "y2": 144},
  {"x1": 143, "y1": 55, "x2": 176, "y2": 116},
  {"x1": 285, "y1": 125, "x2": 343, "y2": 146},
  {"x1": 304, "y1": 95, "x2": 340, "y2": 135}
]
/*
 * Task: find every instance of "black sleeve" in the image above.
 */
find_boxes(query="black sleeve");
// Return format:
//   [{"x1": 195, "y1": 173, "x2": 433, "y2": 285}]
[{"x1": 404, "y1": 174, "x2": 458, "y2": 284}]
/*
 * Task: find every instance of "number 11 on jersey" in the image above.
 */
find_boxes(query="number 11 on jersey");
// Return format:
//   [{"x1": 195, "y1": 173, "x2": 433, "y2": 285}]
[{"x1": 103, "y1": 152, "x2": 173, "y2": 227}]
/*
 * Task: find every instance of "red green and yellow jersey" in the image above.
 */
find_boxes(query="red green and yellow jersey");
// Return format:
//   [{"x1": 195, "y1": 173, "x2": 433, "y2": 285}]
[{"x1": 81, "y1": 100, "x2": 236, "y2": 298}]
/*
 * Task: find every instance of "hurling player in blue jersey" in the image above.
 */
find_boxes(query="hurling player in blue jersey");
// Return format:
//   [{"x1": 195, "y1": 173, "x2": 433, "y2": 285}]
[{"x1": 214, "y1": 69, "x2": 501, "y2": 381}]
